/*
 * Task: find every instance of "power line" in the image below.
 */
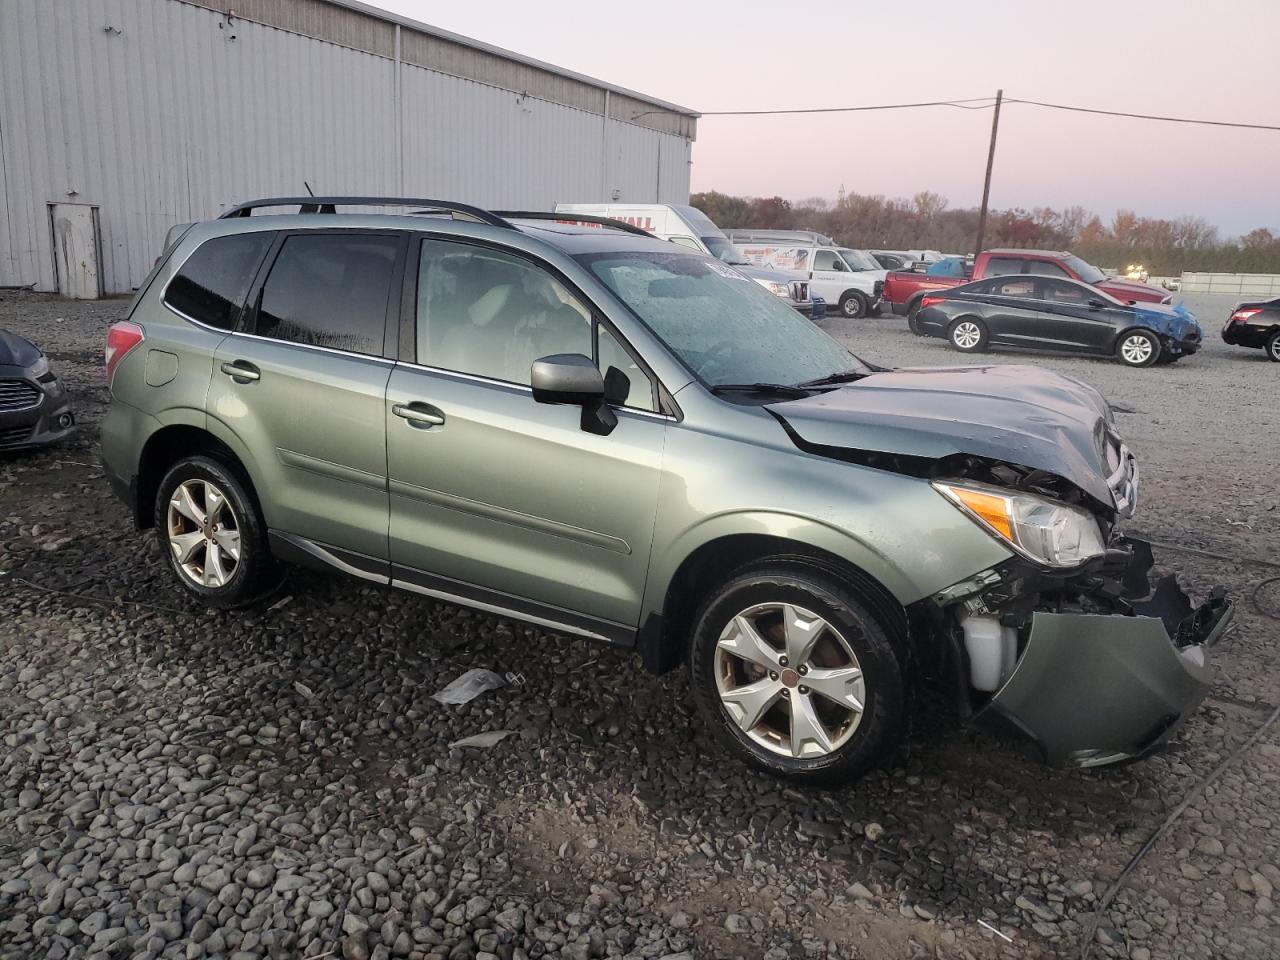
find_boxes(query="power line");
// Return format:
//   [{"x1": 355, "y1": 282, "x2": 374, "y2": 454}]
[
  {"x1": 693, "y1": 95, "x2": 1280, "y2": 131},
  {"x1": 696, "y1": 97, "x2": 996, "y2": 117},
  {"x1": 1005, "y1": 98, "x2": 1280, "y2": 131}
]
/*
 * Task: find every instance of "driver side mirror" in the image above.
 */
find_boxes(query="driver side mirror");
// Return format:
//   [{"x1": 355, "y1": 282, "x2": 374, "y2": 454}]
[{"x1": 530, "y1": 353, "x2": 617, "y2": 436}]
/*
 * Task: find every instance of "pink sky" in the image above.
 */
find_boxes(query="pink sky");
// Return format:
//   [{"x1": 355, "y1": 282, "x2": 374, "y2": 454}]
[{"x1": 374, "y1": 0, "x2": 1280, "y2": 237}]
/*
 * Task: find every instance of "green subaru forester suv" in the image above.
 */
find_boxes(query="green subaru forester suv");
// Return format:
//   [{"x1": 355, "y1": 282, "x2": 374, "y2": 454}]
[{"x1": 102, "y1": 197, "x2": 1231, "y2": 784}]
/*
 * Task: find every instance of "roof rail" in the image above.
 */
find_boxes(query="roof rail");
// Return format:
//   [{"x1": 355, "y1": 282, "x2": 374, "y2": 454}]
[
  {"x1": 493, "y1": 210, "x2": 653, "y2": 238},
  {"x1": 217, "y1": 196, "x2": 514, "y2": 228}
]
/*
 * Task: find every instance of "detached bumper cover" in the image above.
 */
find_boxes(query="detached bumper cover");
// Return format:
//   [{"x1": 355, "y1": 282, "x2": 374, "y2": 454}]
[{"x1": 976, "y1": 543, "x2": 1233, "y2": 767}]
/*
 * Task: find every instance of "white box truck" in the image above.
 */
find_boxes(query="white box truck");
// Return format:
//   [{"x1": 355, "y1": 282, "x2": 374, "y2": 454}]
[
  {"x1": 725, "y1": 229, "x2": 886, "y2": 319},
  {"x1": 553, "y1": 203, "x2": 822, "y2": 319}
]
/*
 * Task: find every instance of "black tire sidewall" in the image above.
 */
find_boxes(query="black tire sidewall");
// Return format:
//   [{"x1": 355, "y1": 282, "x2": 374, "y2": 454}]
[
  {"x1": 1116, "y1": 329, "x2": 1160, "y2": 367},
  {"x1": 949, "y1": 317, "x2": 988, "y2": 353},
  {"x1": 840, "y1": 292, "x2": 866, "y2": 318},
  {"x1": 1267, "y1": 331, "x2": 1280, "y2": 363},
  {"x1": 154, "y1": 455, "x2": 272, "y2": 607},
  {"x1": 688, "y1": 566, "x2": 907, "y2": 785}
]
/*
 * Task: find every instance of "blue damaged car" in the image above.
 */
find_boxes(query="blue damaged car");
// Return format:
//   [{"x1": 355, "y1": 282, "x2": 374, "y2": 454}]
[{"x1": 912, "y1": 274, "x2": 1202, "y2": 367}]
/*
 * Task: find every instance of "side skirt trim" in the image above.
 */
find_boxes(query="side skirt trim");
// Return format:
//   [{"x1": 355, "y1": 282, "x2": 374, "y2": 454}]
[{"x1": 266, "y1": 530, "x2": 636, "y2": 648}]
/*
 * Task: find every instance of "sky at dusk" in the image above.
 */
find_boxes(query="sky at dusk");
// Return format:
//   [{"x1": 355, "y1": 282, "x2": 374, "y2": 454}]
[{"x1": 373, "y1": 0, "x2": 1280, "y2": 237}]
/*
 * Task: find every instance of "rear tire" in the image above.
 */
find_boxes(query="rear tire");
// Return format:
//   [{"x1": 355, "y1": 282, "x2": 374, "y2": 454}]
[
  {"x1": 948, "y1": 317, "x2": 988, "y2": 353},
  {"x1": 839, "y1": 291, "x2": 868, "y2": 319},
  {"x1": 688, "y1": 563, "x2": 907, "y2": 785},
  {"x1": 1116, "y1": 329, "x2": 1160, "y2": 367},
  {"x1": 1267, "y1": 330, "x2": 1280, "y2": 362},
  {"x1": 154, "y1": 455, "x2": 277, "y2": 608}
]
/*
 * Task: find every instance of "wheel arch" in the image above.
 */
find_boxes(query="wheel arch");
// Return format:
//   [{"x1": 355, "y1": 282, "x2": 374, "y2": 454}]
[
  {"x1": 134, "y1": 422, "x2": 258, "y2": 530},
  {"x1": 637, "y1": 530, "x2": 911, "y2": 676}
]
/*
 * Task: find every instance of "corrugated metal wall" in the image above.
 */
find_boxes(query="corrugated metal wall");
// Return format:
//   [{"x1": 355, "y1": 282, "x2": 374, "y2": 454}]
[{"x1": 0, "y1": 0, "x2": 694, "y2": 293}]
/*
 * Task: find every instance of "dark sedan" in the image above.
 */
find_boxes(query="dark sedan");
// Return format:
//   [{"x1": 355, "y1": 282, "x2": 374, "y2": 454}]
[
  {"x1": 0, "y1": 330, "x2": 75, "y2": 451},
  {"x1": 912, "y1": 275, "x2": 1203, "y2": 368},
  {"x1": 1221, "y1": 298, "x2": 1280, "y2": 361}
]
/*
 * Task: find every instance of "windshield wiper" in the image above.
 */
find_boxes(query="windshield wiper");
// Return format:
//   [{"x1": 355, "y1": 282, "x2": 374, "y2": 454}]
[
  {"x1": 798, "y1": 369, "x2": 869, "y2": 387},
  {"x1": 709, "y1": 382, "x2": 815, "y2": 398}
]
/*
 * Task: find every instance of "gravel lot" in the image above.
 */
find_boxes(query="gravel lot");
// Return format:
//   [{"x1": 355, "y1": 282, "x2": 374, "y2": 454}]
[{"x1": 1, "y1": 289, "x2": 1277, "y2": 960}]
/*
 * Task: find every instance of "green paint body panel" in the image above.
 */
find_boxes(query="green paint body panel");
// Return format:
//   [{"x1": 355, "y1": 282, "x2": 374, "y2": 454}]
[{"x1": 100, "y1": 213, "x2": 1135, "y2": 674}]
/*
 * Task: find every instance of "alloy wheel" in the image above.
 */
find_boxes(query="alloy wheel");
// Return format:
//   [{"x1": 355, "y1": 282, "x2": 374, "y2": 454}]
[
  {"x1": 953, "y1": 321, "x2": 982, "y2": 349},
  {"x1": 1120, "y1": 333, "x2": 1154, "y2": 365},
  {"x1": 166, "y1": 478, "x2": 241, "y2": 588},
  {"x1": 1269, "y1": 334, "x2": 1280, "y2": 362},
  {"x1": 714, "y1": 602, "x2": 866, "y2": 759}
]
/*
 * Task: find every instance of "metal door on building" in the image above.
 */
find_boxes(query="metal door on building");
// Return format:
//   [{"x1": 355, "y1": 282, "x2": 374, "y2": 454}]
[{"x1": 49, "y1": 203, "x2": 101, "y2": 299}]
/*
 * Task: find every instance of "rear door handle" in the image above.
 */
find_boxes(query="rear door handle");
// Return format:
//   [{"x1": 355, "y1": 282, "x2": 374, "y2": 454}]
[
  {"x1": 392, "y1": 402, "x2": 445, "y2": 427},
  {"x1": 220, "y1": 361, "x2": 260, "y2": 382}
]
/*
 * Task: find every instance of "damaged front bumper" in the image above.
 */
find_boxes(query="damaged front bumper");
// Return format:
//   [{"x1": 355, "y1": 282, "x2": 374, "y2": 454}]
[{"x1": 969, "y1": 538, "x2": 1233, "y2": 767}]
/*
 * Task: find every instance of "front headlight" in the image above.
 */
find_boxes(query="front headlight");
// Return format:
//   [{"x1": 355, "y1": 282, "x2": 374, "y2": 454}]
[
  {"x1": 766, "y1": 281, "x2": 790, "y2": 298},
  {"x1": 933, "y1": 481, "x2": 1107, "y2": 568}
]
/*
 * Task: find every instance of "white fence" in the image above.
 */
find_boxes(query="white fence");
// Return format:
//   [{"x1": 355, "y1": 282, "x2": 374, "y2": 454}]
[{"x1": 1179, "y1": 273, "x2": 1280, "y2": 296}]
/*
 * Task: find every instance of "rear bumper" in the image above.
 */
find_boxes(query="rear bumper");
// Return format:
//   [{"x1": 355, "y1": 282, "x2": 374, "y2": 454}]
[
  {"x1": 1221, "y1": 323, "x2": 1268, "y2": 348},
  {"x1": 974, "y1": 539, "x2": 1232, "y2": 767}
]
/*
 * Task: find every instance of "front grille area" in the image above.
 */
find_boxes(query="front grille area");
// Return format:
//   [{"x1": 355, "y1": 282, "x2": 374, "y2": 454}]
[
  {"x1": 0, "y1": 379, "x2": 41, "y2": 412},
  {"x1": 791, "y1": 281, "x2": 809, "y2": 302},
  {"x1": 0, "y1": 424, "x2": 33, "y2": 447}
]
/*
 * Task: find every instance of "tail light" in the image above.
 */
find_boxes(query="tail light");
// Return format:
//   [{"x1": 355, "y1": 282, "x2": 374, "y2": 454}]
[
  {"x1": 1228, "y1": 308, "x2": 1260, "y2": 323},
  {"x1": 920, "y1": 296, "x2": 945, "y2": 308},
  {"x1": 105, "y1": 321, "x2": 145, "y2": 387}
]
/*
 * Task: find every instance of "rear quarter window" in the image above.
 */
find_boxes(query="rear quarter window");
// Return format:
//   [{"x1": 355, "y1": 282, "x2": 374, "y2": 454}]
[{"x1": 163, "y1": 232, "x2": 275, "y2": 329}]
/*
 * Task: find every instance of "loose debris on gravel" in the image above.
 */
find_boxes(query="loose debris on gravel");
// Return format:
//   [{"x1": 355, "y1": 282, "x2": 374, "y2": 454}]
[{"x1": 1, "y1": 291, "x2": 1277, "y2": 959}]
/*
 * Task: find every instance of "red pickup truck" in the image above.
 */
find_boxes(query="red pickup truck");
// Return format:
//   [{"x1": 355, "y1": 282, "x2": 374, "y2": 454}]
[{"x1": 884, "y1": 248, "x2": 1173, "y2": 318}]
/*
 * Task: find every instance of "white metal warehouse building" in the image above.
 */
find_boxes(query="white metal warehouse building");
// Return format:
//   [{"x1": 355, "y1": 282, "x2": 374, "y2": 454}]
[{"x1": 0, "y1": 0, "x2": 699, "y2": 296}]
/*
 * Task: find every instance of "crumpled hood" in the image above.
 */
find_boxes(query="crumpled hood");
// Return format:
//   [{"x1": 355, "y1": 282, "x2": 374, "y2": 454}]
[
  {"x1": 1131, "y1": 301, "x2": 1202, "y2": 338},
  {"x1": 767, "y1": 364, "x2": 1121, "y2": 509},
  {"x1": 0, "y1": 329, "x2": 44, "y2": 368}
]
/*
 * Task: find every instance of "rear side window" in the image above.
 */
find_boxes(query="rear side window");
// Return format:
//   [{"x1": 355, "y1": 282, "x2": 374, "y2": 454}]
[
  {"x1": 256, "y1": 233, "x2": 400, "y2": 356},
  {"x1": 163, "y1": 232, "x2": 274, "y2": 329},
  {"x1": 1026, "y1": 259, "x2": 1069, "y2": 278},
  {"x1": 984, "y1": 257, "x2": 1025, "y2": 277}
]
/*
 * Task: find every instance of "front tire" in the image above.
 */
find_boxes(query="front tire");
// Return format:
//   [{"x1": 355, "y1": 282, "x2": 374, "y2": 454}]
[
  {"x1": 1266, "y1": 330, "x2": 1280, "y2": 362},
  {"x1": 689, "y1": 564, "x2": 907, "y2": 785},
  {"x1": 839, "y1": 291, "x2": 868, "y2": 319},
  {"x1": 948, "y1": 317, "x2": 988, "y2": 353},
  {"x1": 154, "y1": 455, "x2": 275, "y2": 607},
  {"x1": 1116, "y1": 329, "x2": 1160, "y2": 367}
]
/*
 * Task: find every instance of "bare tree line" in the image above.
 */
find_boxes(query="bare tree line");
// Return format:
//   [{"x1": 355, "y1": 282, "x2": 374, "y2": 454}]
[{"x1": 691, "y1": 190, "x2": 1280, "y2": 274}]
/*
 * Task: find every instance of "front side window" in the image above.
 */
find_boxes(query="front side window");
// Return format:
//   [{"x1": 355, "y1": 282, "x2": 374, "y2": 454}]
[
  {"x1": 416, "y1": 240, "x2": 591, "y2": 385},
  {"x1": 597, "y1": 324, "x2": 656, "y2": 411},
  {"x1": 700, "y1": 236, "x2": 748, "y2": 264},
  {"x1": 164, "y1": 232, "x2": 274, "y2": 329},
  {"x1": 1063, "y1": 254, "x2": 1106, "y2": 284},
  {"x1": 580, "y1": 250, "x2": 867, "y2": 389},
  {"x1": 1043, "y1": 279, "x2": 1091, "y2": 304},
  {"x1": 985, "y1": 256, "x2": 1025, "y2": 277},
  {"x1": 813, "y1": 250, "x2": 846, "y2": 272},
  {"x1": 256, "y1": 233, "x2": 399, "y2": 356}
]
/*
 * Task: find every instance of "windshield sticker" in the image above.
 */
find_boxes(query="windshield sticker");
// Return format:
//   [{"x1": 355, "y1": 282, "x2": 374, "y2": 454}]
[{"x1": 703, "y1": 259, "x2": 752, "y2": 282}]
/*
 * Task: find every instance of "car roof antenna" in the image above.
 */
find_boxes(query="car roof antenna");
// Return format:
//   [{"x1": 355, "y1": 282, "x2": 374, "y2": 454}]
[{"x1": 298, "y1": 181, "x2": 334, "y2": 215}]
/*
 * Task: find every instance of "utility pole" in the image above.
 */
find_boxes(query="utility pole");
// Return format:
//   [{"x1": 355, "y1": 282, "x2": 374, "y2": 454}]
[{"x1": 974, "y1": 89, "x2": 1003, "y2": 255}]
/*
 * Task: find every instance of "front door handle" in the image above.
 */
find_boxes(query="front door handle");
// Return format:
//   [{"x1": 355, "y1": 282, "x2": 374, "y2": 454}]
[
  {"x1": 220, "y1": 361, "x2": 260, "y2": 383},
  {"x1": 392, "y1": 402, "x2": 445, "y2": 427}
]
